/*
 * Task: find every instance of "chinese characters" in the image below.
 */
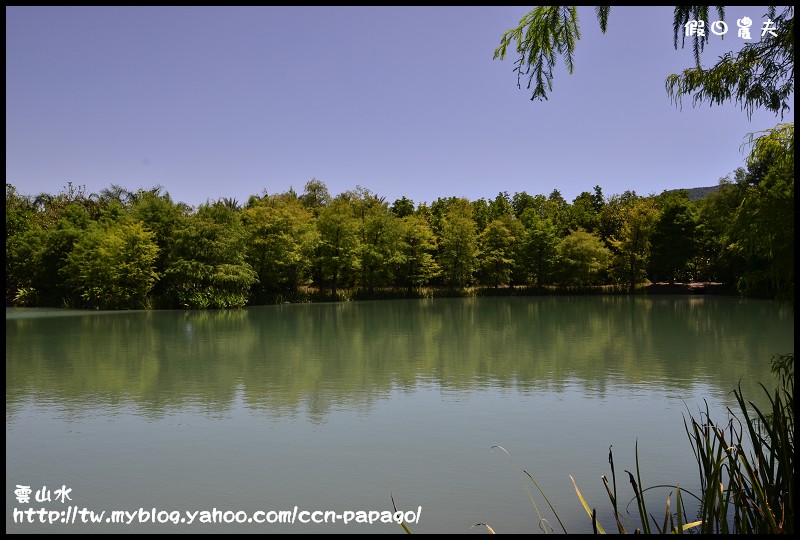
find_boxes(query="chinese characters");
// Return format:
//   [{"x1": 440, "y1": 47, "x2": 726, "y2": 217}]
[
  {"x1": 684, "y1": 17, "x2": 779, "y2": 39},
  {"x1": 15, "y1": 485, "x2": 73, "y2": 504}
]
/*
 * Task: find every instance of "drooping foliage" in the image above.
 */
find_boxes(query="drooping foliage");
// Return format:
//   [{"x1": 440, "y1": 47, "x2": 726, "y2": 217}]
[
  {"x1": 494, "y1": 6, "x2": 794, "y2": 119},
  {"x1": 729, "y1": 122, "x2": 794, "y2": 305}
]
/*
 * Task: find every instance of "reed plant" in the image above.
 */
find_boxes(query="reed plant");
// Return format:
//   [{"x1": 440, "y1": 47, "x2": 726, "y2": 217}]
[
  {"x1": 684, "y1": 352, "x2": 793, "y2": 534},
  {"x1": 397, "y1": 353, "x2": 793, "y2": 534}
]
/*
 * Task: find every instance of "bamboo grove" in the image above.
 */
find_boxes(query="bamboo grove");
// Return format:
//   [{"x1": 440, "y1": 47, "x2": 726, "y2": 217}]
[{"x1": 5, "y1": 124, "x2": 793, "y2": 310}]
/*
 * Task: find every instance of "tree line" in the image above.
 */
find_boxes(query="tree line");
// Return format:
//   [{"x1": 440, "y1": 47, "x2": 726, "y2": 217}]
[{"x1": 5, "y1": 123, "x2": 793, "y2": 310}]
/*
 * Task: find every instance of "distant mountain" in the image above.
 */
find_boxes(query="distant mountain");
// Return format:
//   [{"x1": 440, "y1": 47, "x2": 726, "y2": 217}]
[{"x1": 664, "y1": 185, "x2": 720, "y2": 201}]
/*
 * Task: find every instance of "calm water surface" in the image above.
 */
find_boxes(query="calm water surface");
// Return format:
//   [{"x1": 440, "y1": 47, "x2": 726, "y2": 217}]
[{"x1": 6, "y1": 296, "x2": 794, "y2": 533}]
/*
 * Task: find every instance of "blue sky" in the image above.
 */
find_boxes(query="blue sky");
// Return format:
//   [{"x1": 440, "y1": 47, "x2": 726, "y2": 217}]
[{"x1": 6, "y1": 6, "x2": 793, "y2": 209}]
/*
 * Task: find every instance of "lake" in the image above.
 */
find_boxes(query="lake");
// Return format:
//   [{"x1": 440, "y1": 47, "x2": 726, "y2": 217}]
[{"x1": 6, "y1": 296, "x2": 794, "y2": 533}]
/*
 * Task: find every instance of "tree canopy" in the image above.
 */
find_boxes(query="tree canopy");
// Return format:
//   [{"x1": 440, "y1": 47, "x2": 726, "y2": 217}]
[
  {"x1": 492, "y1": 5, "x2": 793, "y2": 307},
  {"x1": 493, "y1": 6, "x2": 794, "y2": 119},
  {"x1": 5, "y1": 171, "x2": 793, "y2": 308}
]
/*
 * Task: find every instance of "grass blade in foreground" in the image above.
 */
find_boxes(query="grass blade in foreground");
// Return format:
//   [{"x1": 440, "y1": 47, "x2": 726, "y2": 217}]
[
  {"x1": 391, "y1": 492, "x2": 412, "y2": 534},
  {"x1": 569, "y1": 475, "x2": 607, "y2": 534},
  {"x1": 471, "y1": 522, "x2": 496, "y2": 534},
  {"x1": 491, "y1": 445, "x2": 566, "y2": 533}
]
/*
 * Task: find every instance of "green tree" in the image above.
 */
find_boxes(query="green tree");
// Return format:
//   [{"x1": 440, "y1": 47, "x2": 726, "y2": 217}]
[
  {"x1": 28, "y1": 182, "x2": 98, "y2": 226},
  {"x1": 546, "y1": 189, "x2": 576, "y2": 237},
  {"x1": 488, "y1": 191, "x2": 514, "y2": 221},
  {"x1": 428, "y1": 196, "x2": 460, "y2": 238},
  {"x1": 519, "y1": 208, "x2": 559, "y2": 286},
  {"x1": 129, "y1": 187, "x2": 188, "y2": 303},
  {"x1": 649, "y1": 190, "x2": 699, "y2": 283},
  {"x1": 693, "y1": 173, "x2": 748, "y2": 284},
  {"x1": 471, "y1": 198, "x2": 491, "y2": 233},
  {"x1": 493, "y1": 6, "x2": 794, "y2": 119},
  {"x1": 415, "y1": 201, "x2": 433, "y2": 224},
  {"x1": 571, "y1": 190, "x2": 602, "y2": 234},
  {"x1": 358, "y1": 203, "x2": 402, "y2": 293},
  {"x1": 505, "y1": 216, "x2": 528, "y2": 288},
  {"x1": 395, "y1": 214, "x2": 440, "y2": 292},
  {"x1": 343, "y1": 185, "x2": 386, "y2": 218},
  {"x1": 242, "y1": 196, "x2": 317, "y2": 301},
  {"x1": 512, "y1": 191, "x2": 549, "y2": 220},
  {"x1": 666, "y1": 7, "x2": 794, "y2": 120},
  {"x1": 598, "y1": 189, "x2": 638, "y2": 249},
  {"x1": 300, "y1": 178, "x2": 330, "y2": 217},
  {"x1": 729, "y1": 122, "x2": 794, "y2": 304},
  {"x1": 315, "y1": 197, "x2": 361, "y2": 300},
  {"x1": 97, "y1": 183, "x2": 133, "y2": 207},
  {"x1": 608, "y1": 195, "x2": 660, "y2": 293},
  {"x1": 19, "y1": 203, "x2": 93, "y2": 307},
  {"x1": 6, "y1": 184, "x2": 36, "y2": 304},
  {"x1": 439, "y1": 198, "x2": 479, "y2": 289},
  {"x1": 391, "y1": 196, "x2": 416, "y2": 218},
  {"x1": 61, "y1": 218, "x2": 159, "y2": 310},
  {"x1": 554, "y1": 229, "x2": 611, "y2": 287},
  {"x1": 478, "y1": 216, "x2": 523, "y2": 288},
  {"x1": 511, "y1": 190, "x2": 537, "y2": 218},
  {"x1": 342, "y1": 186, "x2": 396, "y2": 293},
  {"x1": 164, "y1": 201, "x2": 257, "y2": 308},
  {"x1": 591, "y1": 185, "x2": 605, "y2": 214}
]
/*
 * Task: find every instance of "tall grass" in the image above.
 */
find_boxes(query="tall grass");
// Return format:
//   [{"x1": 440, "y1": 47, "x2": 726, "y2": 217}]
[
  {"x1": 684, "y1": 352, "x2": 793, "y2": 534},
  {"x1": 555, "y1": 353, "x2": 793, "y2": 534},
  {"x1": 398, "y1": 353, "x2": 793, "y2": 534}
]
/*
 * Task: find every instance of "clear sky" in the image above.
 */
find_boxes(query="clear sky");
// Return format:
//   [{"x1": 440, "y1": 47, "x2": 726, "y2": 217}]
[{"x1": 6, "y1": 6, "x2": 793, "y2": 209}]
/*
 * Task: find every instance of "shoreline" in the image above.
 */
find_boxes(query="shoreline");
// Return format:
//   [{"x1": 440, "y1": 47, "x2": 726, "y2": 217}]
[
  {"x1": 643, "y1": 282, "x2": 732, "y2": 295},
  {"x1": 5, "y1": 282, "x2": 744, "y2": 310}
]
